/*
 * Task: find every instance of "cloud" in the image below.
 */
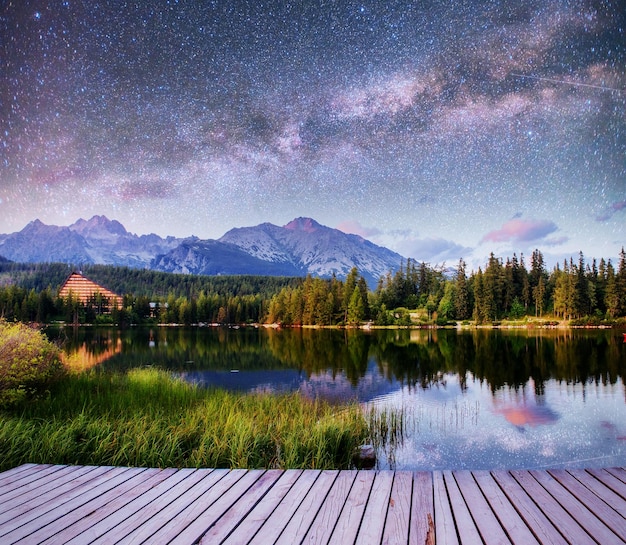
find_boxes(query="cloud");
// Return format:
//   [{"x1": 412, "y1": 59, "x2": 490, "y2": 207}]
[
  {"x1": 596, "y1": 200, "x2": 626, "y2": 222},
  {"x1": 481, "y1": 219, "x2": 558, "y2": 244},
  {"x1": 396, "y1": 237, "x2": 472, "y2": 264},
  {"x1": 336, "y1": 220, "x2": 382, "y2": 238}
]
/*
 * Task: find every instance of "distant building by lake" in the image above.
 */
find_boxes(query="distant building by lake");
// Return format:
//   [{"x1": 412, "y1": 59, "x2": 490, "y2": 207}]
[{"x1": 58, "y1": 272, "x2": 123, "y2": 311}]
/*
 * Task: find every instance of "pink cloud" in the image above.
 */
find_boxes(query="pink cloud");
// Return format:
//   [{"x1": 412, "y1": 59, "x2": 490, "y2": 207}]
[
  {"x1": 481, "y1": 219, "x2": 558, "y2": 244},
  {"x1": 596, "y1": 200, "x2": 626, "y2": 222},
  {"x1": 336, "y1": 220, "x2": 381, "y2": 238}
]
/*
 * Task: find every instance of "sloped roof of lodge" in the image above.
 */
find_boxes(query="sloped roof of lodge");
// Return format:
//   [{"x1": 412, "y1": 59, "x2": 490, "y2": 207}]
[{"x1": 58, "y1": 272, "x2": 123, "y2": 306}]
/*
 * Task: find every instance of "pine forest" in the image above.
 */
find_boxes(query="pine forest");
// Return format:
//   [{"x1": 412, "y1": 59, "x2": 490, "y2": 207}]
[{"x1": 1, "y1": 248, "x2": 625, "y2": 327}]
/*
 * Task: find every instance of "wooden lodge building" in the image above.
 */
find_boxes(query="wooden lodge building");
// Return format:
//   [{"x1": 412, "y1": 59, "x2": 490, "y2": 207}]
[{"x1": 58, "y1": 272, "x2": 123, "y2": 312}]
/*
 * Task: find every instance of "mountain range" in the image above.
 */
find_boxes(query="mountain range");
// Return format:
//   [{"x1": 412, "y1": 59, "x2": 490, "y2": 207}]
[{"x1": 0, "y1": 216, "x2": 404, "y2": 286}]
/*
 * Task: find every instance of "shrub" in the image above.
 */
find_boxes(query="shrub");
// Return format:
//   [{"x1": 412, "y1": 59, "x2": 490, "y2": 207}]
[{"x1": 0, "y1": 321, "x2": 65, "y2": 407}]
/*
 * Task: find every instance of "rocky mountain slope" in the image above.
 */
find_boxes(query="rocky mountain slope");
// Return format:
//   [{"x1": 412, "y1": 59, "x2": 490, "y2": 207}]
[{"x1": 0, "y1": 216, "x2": 404, "y2": 284}]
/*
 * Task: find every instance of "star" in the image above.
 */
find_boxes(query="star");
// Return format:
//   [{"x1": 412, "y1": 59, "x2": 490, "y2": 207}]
[{"x1": 0, "y1": 0, "x2": 624, "y2": 269}]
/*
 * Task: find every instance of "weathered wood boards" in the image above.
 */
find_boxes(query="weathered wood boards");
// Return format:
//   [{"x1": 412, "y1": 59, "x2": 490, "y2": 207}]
[{"x1": 0, "y1": 465, "x2": 624, "y2": 544}]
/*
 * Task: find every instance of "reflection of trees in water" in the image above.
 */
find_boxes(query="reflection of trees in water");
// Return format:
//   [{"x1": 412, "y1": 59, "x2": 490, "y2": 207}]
[
  {"x1": 50, "y1": 326, "x2": 626, "y2": 395},
  {"x1": 265, "y1": 328, "x2": 371, "y2": 385},
  {"x1": 371, "y1": 332, "x2": 447, "y2": 390},
  {"x1": 369, "y1": 328, "x2": 625, "y2": 395}
]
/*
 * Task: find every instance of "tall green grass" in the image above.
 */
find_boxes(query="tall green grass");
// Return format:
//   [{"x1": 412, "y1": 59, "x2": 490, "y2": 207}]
[{"x1": 0, "y1": 368, "x2": 369, "y2": 471}]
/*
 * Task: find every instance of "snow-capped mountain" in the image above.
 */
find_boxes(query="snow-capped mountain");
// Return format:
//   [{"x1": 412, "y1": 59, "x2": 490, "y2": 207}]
[
  {"x1": 0, "y1": 220, "x2": 93, "y2": 264},
  {"x1": 150, "y1": 238, "x2": 305, "y2": 277},
  {"x1": 217, "y1": 217, "x2": 403, "y2": 285},
  {"x1": 0, "y1": 216, "x2": 405, "y2": 284},
  {"x1": 0, "y1": 215, "x2": 183, "y2": 268}
]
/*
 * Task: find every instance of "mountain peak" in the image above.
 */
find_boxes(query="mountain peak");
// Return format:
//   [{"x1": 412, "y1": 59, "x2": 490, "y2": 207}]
[
  {"x1": 1, "y1": 216, "x2": 405, "y2": 286},
  {"x1": 71, "y1": 215, "x2": 128, "y2": 236},
  {"x1": 283, "y1": 217, "x2": 322, "y2": 233}
]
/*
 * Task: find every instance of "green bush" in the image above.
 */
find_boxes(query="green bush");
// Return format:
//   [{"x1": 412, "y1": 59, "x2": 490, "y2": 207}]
[{"x1": 0, "y1": 320, "x2": 65, "y2": 407}]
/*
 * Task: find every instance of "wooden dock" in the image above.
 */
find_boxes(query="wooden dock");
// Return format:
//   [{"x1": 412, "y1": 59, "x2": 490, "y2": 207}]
[{"x1": 0, "y1": 464, "x2": 625, "y2": 544}]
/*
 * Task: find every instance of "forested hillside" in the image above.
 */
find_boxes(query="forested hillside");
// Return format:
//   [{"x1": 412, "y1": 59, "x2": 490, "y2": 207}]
[
  {"x1": 1, "y1": 248, "x2": 625, "y2": 326},
  {"x1": 0, "y1": 262, "x2": 302, "y2": 325}
]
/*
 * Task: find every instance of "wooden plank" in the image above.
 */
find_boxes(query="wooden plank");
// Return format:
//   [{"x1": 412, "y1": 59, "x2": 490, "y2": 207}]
[
  {"x1": 113, "y1": 468, "x2": 234, "y2": 544},
  {"x1": 0, "y1": 465, "x2": 100, "y2": 525},
  {"x1": 531, "y1": 469, "x2": 625, "y2": 545},
  {"x1": 453, "y1": 471, "x2": 511, "y2": 545},
  {"x1": 0, "y1": 464, "x2": 624, "y2": 545},
  {"x1": 549, "y1": 469, "x2": 626, "y2": 542},
  {"x1": 491, "y1": 471, "x2": 569, "y2": 545},
  {"x1": 0, "y1": 465, "x2": 121, "y2": 540},
  {"x1": 272, "y1": 470, "x2": 338, "y2": 545},
  {"x1": 605, "y1": 467, "x2": 626, "y2": 486},
  {"x1": 442, "y1": 470, "x2": 482, "y2": 545},
  {"x1": 472, "y1": 471, "x2": 539, "y2": 545},
  {"x1": 409, "y1": 472, "x2": 434, "y2": 545},
  {"x1": 247, "y1": 470, "x2": 324, "y2": 545},
  {"x1": 0, "y1": 466, "x2": 136, "y2": 543},
  {"x1": 510, "y1": 470, "x2": 596, "y2": 545},
  {"x1": 67, "y1": 468, "x2": 200, "y2": 545},
  {"x1": 605, "y1": 467, "x2": 626, "y2": 484},
  {"x1": 327, "y1": 470, "x2": 376, "y2": 545},
  {"x1": 38, "y1": 468, "x2": 178, "y2": 545},
  {"x1": 11, "y1": 467, "x2": 157, "y2": 545},
  {"x1": 302, "y1": 470, "x2": 357, "y2": 545},
  {"x1": 221, "y1": 470, "x2": 303, "y2": 545},
  {"x1": 0, "y1": 464, "x2": 40, "y2": 488},
  {"x1": 355, "y1": 471, "x2": 394, "y2": 544},
  {"x1": 168, "y1": 469, "x2": 275, "y2": 545},
  {"x1": 382, "y1": 470, "x2": 412, "y2": 545},
  {"x1": 586, "y1": 468, "x2": 626, "y2": 500},
  {"x1": 0, "y1": 464, "x2": 101, "y2": 511},
  {"x1": 433, "y1": 470, "x2": 459, "y2": 545},
  {"x1": 0, "y1": 464, "x2": 68, "y2": 502},
  {"x1": 567, "y1": 469, "x2": 626, "y2": 518},
  {"x1": 198, "y1": 470, "x2": 284, "y2": 544}
]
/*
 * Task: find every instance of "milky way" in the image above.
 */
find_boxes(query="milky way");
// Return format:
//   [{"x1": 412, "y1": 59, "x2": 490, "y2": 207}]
[{"x1": 1, "y1": 0, "x2": 624, "y2": 268}]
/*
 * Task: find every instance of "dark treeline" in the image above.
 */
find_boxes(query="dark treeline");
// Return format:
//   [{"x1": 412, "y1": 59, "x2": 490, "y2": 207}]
[
  {"x1": 1, "y1": 247, "x2": 625, "y2": 326},
  {"x1": 268, "y1": 248, "x2": 626, "y2": 325}
]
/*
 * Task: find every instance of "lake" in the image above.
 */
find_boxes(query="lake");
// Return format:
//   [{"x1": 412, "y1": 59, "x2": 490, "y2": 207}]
[{"x1": 47, "y1": 325, "x2": 626, "y2": 471}]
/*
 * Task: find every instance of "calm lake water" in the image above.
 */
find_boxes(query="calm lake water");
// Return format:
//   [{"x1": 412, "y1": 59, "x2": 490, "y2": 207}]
[{"x1": 47, "y1": 326, "x2": 626, "y2": 471}]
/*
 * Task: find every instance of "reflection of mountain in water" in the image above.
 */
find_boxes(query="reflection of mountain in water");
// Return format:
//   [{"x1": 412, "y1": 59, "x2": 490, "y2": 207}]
[{"x1": 180, "y1": 359, "x2": 401, "y2": 403}]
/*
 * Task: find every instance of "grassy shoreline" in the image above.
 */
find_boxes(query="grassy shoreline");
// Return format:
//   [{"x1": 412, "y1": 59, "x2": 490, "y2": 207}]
[{"x1": 0, "y1": 368, "x2": 370, "y2": 472}]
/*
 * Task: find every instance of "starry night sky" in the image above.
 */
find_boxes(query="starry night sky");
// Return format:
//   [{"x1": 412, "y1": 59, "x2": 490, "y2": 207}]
[{"x1": 1, "y1": 0, "x2": 624, "y2": 268}]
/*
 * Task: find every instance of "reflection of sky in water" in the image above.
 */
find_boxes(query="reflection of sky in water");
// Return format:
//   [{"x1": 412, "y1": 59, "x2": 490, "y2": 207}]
[
  {"x1": 370, "y1": 374, "x2": 626, "y2": 471},
  {"x1": 180, "y1": 364, "x2": 626, "y2": 471}
]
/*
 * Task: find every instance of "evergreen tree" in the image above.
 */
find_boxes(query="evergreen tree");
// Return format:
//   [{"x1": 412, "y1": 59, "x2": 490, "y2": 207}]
[
  {"x1": 617, "y1": 247, "x2": 626, "y2": 317},
  {"x1": 575, "y1": 252, "x2": 591, "y2": 317},
  {"x1": 347, "y1": 286, "x2": 365, "y2": 325},
  {"x1": 532, "y1": 275, "x2": 546, "y2": 317},
  {"x1": 482, "y1": 254, "x2": 503, "y2": 321},
  {"x1": 472, "y1": 268, "x2": 486, "y2": 324},
  {"x1": 605, "y1": 261, "x2": 619, "y2": 318},
  {"x1": 343, "y1": 268, "x2": 359, "y2": 321},
  {"x1": 437, "y1": 281, "x2": 456, "y2": 322},
  {"x1": 596, "y1": 258, "x2": 607, "y2": 314},
  {"x1": 357, "y1": 277, "x2": 370, "y2": 320},
  {"x1": 454, "y1": 259, "x2": 470, "y2": 320}
]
